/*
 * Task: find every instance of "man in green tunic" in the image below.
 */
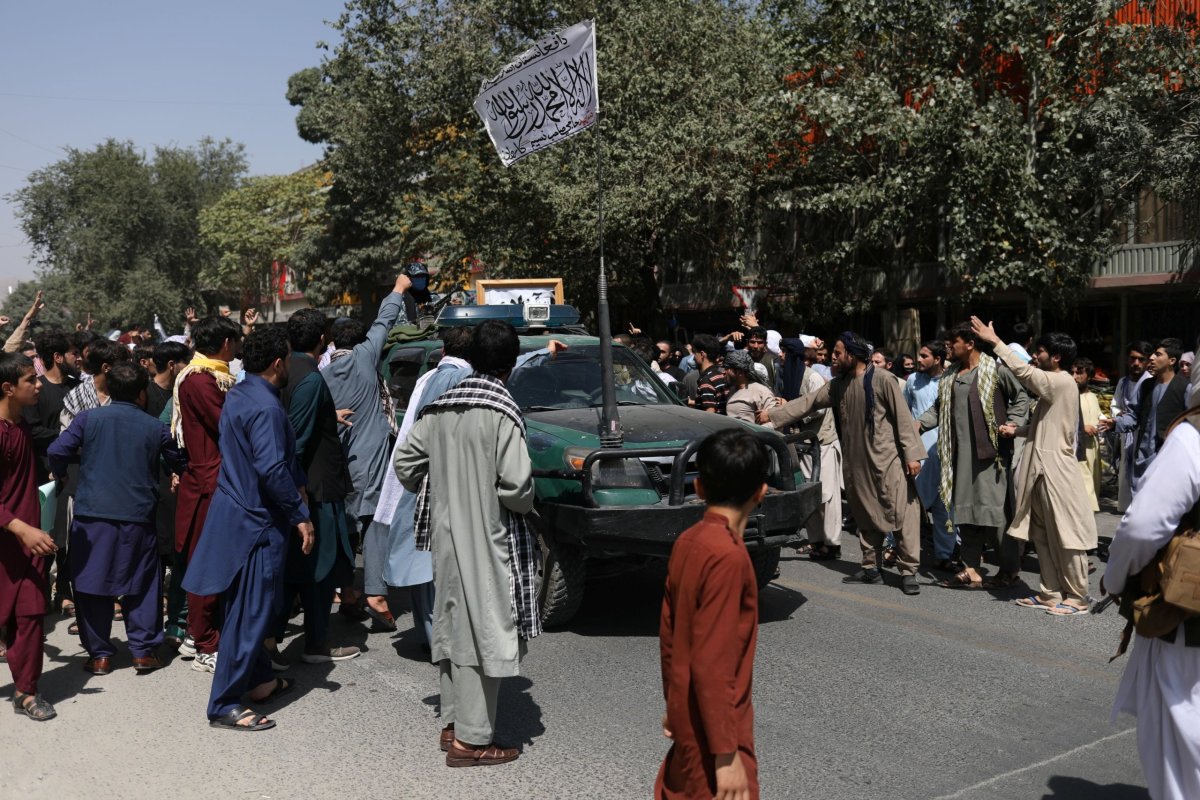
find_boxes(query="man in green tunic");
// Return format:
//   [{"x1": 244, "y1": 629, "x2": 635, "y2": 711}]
[
  {"x1": 918, "y1": 321, "x2": 1029, "y2": 589},
  {"x1": 394, "y1": 320, "x2": 537, "y2": 767}
]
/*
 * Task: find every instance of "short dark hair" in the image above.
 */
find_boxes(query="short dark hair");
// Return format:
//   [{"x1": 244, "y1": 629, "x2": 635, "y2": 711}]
[
  {"x1": 1128, "y1": 340, "x2": 1153, "y2": 357},
  {"x1": 1157, "y1": 337, "x2": 1184, "y2": 365},
  {"x1": 0, "y1": 352, "x2": 34, "y2": 389},
  {"x1": 331, "y1": 318, "x2": 366, "y2": 350},
  {"x1": 287, "y1": 308, "x2": 327, "y2": 353},
  {"x1": 72, "y1": 329, "x2": 99, "y2": 352},
  {"x1": 949, "y1": 322, "x2": 978, "y2": 347},
  {"x1": 469, "y1": 320, "x2": 519, "y2": 377},
  {"x1": 191, "y1": 316, "x2": 242, "y2": 356},
  {"x1": 153, "y1": 341, "x2": 192, "y2": 372},
  {"x1": 921, "y1": 340, "x2": 947, "y2": 361},
  {"x1": 1074, "y1": 357, "x2": 1095, "y2": 379},
  {"x1": 1036, "y1": 332, "x2": 1077, "y2": 370},
  {"x1": 875, "y1": 347, "x2": 893, "y2": 362},
  {"x1": 1012, "y1": 322, "x2": 1034, "y2": 345},
  {"x1": 133, "y1": 344, "x2": 155, "y2": 364},
  {"x1": 84, "y1": 339, "x2": 130, "y2": 374},
  {"x1": 241, "y1": 327, "x2": 290, "y2": 374},
  {"x1": 629, "y1": 337, "x2": 658, "y2": 368},
  {"x1": 697, "y1": 429, "x2": 769, "y2": 507},
  {"x1": 34, "y1": 330, "x2": 72, "y2": 365},
  {"x1": 691, "y1": 333, "x2": 722, "y2": 361},
  {"x1": 439, "y1": 326, "x2": 474, "y2": 359},
  {"x1": 107, "y1": 361, "x2": 148, "y2": 404},
  {"x1": 747, "y1": 327, "x2": 768, "y2": 342}
]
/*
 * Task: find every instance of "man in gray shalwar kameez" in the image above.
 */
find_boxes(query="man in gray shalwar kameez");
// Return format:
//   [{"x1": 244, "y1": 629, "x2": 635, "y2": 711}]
[
  {"x1": 324, "y1": 271, "x2": 411, "y2": 626},
  {"x1": 394, "y1": 320, "x2": 538, "y2": 768}
]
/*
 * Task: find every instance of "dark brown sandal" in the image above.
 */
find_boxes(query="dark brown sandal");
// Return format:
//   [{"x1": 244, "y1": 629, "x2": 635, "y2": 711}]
[
  {"x1": 937, "y1": 569, "x2": 984, "y2": 590},
  {"x1": 984, "y1": 571, "x2": 1021, "y2": 589},
  {"x1": 445, "y1": 741, "x2": 520, "y2": 767}
]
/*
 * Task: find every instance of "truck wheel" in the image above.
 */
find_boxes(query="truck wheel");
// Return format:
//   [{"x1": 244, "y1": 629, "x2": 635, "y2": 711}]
[
  {"x1": 539, "y1": 537, "x2": 586, "y2": 628},
  {"x1": 749, "y1": 547, "x2": 781, "y2": 591}
]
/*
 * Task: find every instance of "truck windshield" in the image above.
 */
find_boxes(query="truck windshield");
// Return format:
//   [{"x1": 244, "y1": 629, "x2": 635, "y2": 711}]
[{"x1": 508, "y1": 345, "x2": 678, "y2": 411}]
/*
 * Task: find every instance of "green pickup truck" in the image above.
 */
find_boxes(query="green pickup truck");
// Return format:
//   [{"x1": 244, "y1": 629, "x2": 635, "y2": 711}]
[{"x1": 382, "y1": 305, "x2": 822, "y2": 626}]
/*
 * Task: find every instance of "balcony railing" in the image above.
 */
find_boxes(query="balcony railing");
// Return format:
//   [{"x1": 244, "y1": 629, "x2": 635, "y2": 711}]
[{"x1": 1097, "y1": 241, "x2": 1190, "y2": 278}]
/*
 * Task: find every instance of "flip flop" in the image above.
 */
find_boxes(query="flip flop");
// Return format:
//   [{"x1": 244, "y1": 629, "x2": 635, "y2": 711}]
[
  {"x1": 1014, "y1": 595, "x2": 1054, "y2": 610},
  {"x1": 1046, "y1": 603, "x2": 1087, "y2": 616},
  {"x1": 209, "y1": 706, "x2": 276, "y2": 732}
]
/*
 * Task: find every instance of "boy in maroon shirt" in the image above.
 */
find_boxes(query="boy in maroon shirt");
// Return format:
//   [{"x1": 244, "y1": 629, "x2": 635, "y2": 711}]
[
  {"x1": 657, "y1": 429, "x2": 768, "y2": 800},
  {"x1": 0, "y1": 352, "x2": 58, "y2": 720}
]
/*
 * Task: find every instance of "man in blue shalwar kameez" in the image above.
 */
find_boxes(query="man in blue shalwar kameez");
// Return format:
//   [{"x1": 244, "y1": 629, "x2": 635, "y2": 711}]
[
  {"x1": 183, "y1": 328, "x2": 314, "y2": 732},
  {"x1": 49, "y1": 361, "x2": 184, "y2": 675}
]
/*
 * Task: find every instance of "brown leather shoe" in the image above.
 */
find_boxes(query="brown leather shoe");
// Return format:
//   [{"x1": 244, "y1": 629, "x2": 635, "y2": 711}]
[
  {"x1": 445, "y1": 741, "x2": 520, "y2": 768},
  {"x1": 132, "y1": 655, "x2": 164, "y2": 674},
  {"x1": 83, "y1": 657, "x2": 112, "y2": 675},
  {"x1": 439, "y1": 724, "x2": 455, "y2": 752}
]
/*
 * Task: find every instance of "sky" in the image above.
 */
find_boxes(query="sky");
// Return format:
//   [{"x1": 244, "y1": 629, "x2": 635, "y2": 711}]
[{"x1": 0, "y1": 1, "x2": 344, "y2": 292}]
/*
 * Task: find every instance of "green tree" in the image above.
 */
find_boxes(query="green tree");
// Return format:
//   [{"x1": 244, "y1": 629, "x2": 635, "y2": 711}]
[
  {"x1": 287, "y1": 0, "x2": 777, "y2": 318},
  {"x1": 7, "y1": 137, "x2": 247, "y2": 326},
  {"x1": 199, "y1": 167, "x2": 331, "y2": 310},
  {"x1": 765, "y1": 0, "x2": 1171, "y2": 327}
]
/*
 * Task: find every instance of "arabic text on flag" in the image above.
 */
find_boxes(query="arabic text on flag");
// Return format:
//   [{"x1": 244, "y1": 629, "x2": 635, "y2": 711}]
[{"x1": 474, "y1": 20, "x2": 599, "y2": 167}]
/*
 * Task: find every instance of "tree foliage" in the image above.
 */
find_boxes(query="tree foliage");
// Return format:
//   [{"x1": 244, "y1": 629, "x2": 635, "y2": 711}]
[
  {"x1": 199, "y1": 167, "x2": 331, "y2": 309},
  {"x1": 763, "y1": 0, "x2": 1186, "y2": 323},
  {"x1": 287, "y1": 0, "x2": 777, "y2": 311},
  {"x1": 7, "y1": 137, "x2": 247, "y2": 326}
]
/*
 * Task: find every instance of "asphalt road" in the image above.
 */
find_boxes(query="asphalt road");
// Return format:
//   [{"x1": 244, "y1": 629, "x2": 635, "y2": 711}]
[{"x1": 2, "y1": 510, "x2": 1149, "y2": 800}]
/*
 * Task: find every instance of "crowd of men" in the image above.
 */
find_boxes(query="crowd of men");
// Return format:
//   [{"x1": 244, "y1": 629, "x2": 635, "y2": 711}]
[{"x1": 2, "y1": 279, "x2": 1200, "y2": 796}]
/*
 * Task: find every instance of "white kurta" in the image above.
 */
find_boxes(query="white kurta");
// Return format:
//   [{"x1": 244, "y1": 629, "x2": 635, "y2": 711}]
[{"x1": 1107, "y1": 423, "x2": 1200, "y2": 800}]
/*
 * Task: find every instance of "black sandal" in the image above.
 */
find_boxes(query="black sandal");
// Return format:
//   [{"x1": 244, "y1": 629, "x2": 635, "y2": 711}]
[
  {"x1": 12, "y1": 692, "x2": 56, "y2": 721},
  {"x1": 209, "y1": 706, "x2": 275, "y2": 732},
  {"x1": 810, "y1": 545, "x2": 841, "y2": 561}
]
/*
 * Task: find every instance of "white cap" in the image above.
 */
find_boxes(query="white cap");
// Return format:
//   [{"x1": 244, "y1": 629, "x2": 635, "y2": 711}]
[
  {"x1": 1007, "y1": 342, "x2": 1033, "y2": 363},
  {"x1": 799, "y1": 334, "x2": 819, "y2": 348},
  {"x1": 766, "y1": 330, "x2": 782, "y2": 356}
]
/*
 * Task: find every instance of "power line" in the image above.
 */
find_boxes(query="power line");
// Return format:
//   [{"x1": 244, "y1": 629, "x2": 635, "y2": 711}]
[
  {"x1": 0, "y1": 91, "x2": 284, "y2": 108},
  {"x1": 0, "y1": 127, "x2": 62, "y2": 156}
]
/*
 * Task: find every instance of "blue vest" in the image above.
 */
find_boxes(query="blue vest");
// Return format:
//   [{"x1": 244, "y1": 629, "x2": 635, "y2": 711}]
[{"x1": 75, "y1": 402, "x2": 167, "y2": 523}]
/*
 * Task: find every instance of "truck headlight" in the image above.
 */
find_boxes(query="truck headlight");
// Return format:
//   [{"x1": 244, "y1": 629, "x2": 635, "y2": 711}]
[{"x1": 564, "y1": 448, "x2": 655, "y2": 489}]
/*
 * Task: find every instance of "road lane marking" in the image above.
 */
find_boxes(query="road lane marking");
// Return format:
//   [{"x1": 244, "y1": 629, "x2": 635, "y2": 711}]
[{"x1": 928, "y1": 727, "x2": 1136, "y2": 799}]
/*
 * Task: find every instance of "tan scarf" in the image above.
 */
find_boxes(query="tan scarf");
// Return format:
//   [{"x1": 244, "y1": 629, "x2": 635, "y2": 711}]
[{"x1": 170, "y1": 355, "x2": 236, "y2": 447}]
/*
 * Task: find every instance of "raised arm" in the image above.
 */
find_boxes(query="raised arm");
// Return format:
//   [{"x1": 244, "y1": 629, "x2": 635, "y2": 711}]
[{"x1": 356, "y1": 273, "x2": 413, "y2": 364}]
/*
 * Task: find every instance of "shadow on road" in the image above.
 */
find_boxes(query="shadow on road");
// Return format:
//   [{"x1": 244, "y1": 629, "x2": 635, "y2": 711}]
[
  {"x1": 1041, "y1": 776, "x2": 1149, "y2": 799},
  {"x1": 563, "y1": 562, "x2": 807, "y2": 638}
]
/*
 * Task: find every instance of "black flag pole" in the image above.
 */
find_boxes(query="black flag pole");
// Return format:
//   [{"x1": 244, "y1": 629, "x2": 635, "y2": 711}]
[{"x1": 594, "y1": 113, "x2": 622, "y2": 448}]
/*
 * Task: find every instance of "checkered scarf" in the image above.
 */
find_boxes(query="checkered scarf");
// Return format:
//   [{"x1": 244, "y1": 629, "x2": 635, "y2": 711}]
[
  {"x1": 935, "y1": 355, "x2": 1000, "y2": 529},
  {"x1": 412, "y1": 374, "x2": 542, "y2": 641}
]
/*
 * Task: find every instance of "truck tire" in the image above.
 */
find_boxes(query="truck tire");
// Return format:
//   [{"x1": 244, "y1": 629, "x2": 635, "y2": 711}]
[
  {"x1": 749, "y1": 546, "x2": 781, "y2": 591},
  {"x1": 539, "y1": 537, "x2": 586, "y2": 628}
]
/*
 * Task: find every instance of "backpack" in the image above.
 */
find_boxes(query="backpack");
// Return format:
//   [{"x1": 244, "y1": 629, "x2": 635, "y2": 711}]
[{"x1": 1112, "y1": 407, "x2": 1200, "y2": 660}]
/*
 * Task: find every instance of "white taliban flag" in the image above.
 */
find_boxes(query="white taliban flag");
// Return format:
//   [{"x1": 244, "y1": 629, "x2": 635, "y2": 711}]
[{"x1": 473, "y1": 20, "x2": 599, "y2": 166}]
